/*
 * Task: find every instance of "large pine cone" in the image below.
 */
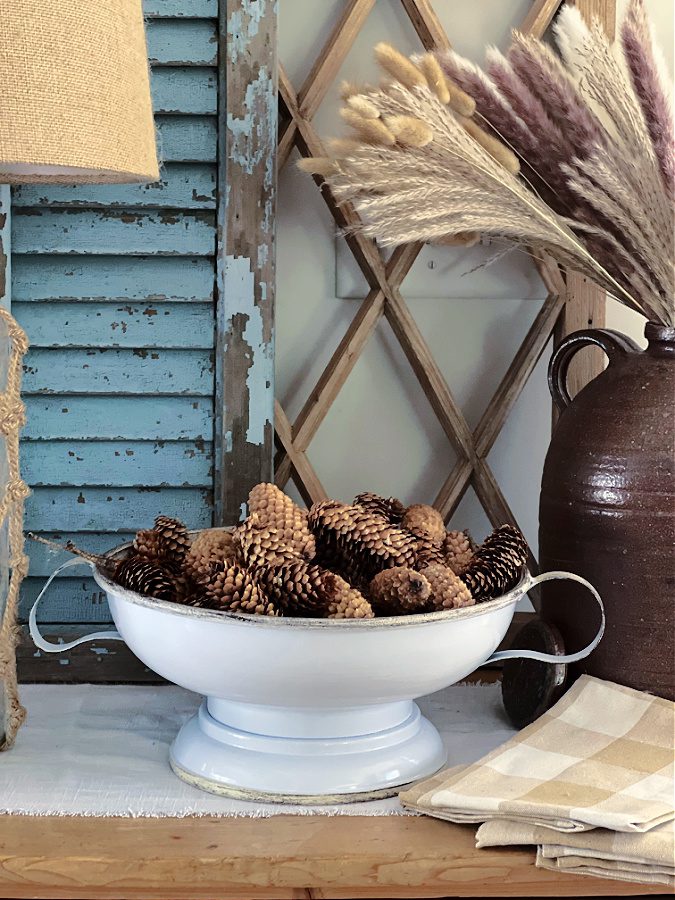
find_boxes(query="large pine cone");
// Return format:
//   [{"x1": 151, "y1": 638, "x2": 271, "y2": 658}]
[
  {"x1": 443, "y1": 529, "x2": 475, "y2": 574},
  {"x1": 114, "y1": 556, "x2": 176, "y2": 602},
  {"x1": 460, "y1": 524, "x2": 528, "y2": 601},
  {"x1": 185, "y1": 528, "x2": 237, "y2": 583},
  {"x1": 309, "y1": 499, "x2": 417, "y2": 585},
  {"x1": 420, "y1": 563, "x2": 474, "y2": 610},
  {"x1": 248, "y1": 483, "x2": 315, "y2": 560},
  {"x1": 133, "y1": 529, "x2": 162, "y2": 563},
  {"x1": 401, "y1": 504, "x2": 445, "y2": 545},
  {"x1": 369, "y1": 566, "x2": 432, "y2": 615},
  {"x1": 153, "y1": 515, "x2": 190, "y2": 562},
  {"x1": 203, "y1": 561, "x2": 277, "y2": 616},
  {"x1": 325, "y1": 572, "x2": 374, "y2": 619},
  {"x1": 234, "y1": 513, "x2": 303, "y2": 569},
  {"x1": 258, "y1": 562, "x2": 333, "y2": 617},
  {"x1": 353, "y1": 491, "x2": 405, "y2": 524}
]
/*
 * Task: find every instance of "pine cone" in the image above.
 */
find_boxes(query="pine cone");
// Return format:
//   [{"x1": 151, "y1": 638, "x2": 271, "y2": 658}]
[
  {"x1": 203, "y1": 561, "x2": 277, "y2": 615},
  {"x1": 326, "y1": 573, "x2": 374, "y2": 619},
  {"x1": 258, "y1": 561, "x2": 333, "y2": 617},
  {"x1": 369, "y1": 566, "x2": 432, "y2": 614},
  {"x1": 353, "y1": 491, "x2": 405, "y2": 524},
  {"x1": 443, "y1": 529, "x2": 474, "y2": 574},
  {"x1": 420, "y1": 563, "x2": 474, "y2": 610},
  {"x1": 114, "y1": 556, "x2": 176, "y2": 602},
  {"x1": 133, "y1": 529, "x2": 162, "y2": 563},
  {"x1": 309, "y1": 499, "x2": 417, "y2": 585},
  {"x1": 415, "y1": 541, "x2": 446, "y2": 568},
  {"x1": 153, "y1": 515, "x2": 190, "y2": 561},
  {"x1": 184, "y1": 528, "x2": 237, "y2": 583},
  {"x1": 402, "y1": 504, "x2": 445, "y2": 545},
  {"x1": 460, "y1": 524, "x2": 528, "y2": 601},
  {"x1": 234, "y1": 513, "x2": 302, "y2": 569},
  {"x1": 248, "y1": 483, "x2": 315, "y2": 560}
]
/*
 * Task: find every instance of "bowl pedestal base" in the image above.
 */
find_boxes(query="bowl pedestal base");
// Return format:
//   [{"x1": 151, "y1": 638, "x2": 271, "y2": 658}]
[{"x1": 170, "y1": 698, "x2": 446, "y2": 804}]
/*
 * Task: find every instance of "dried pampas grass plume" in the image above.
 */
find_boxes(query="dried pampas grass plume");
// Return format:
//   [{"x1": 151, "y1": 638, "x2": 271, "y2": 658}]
[
  {"x1": 340, "y1": 107, "x2": 396, "y2": 145},
  {"x1": 374, "y1": 42, "x2": 427, "y2": 90},
  {"x1": 460, "y1": 115, "x2": 520, "y2": 174},
  {"x1": 417, "y1": 53, "x2": 451, "y2": 104},
  {"x1": 296, "y1": 157, "x2": 340, "y2": 178},
  {"x1": 299, "y1": 16, "x2": 673, "y2": 327},
  {"x1": 346, "y1": 94, "x2": 380, "y2": 120},
  {"x1": 384, "y1": 115, "x2": 434, "y2": 147}
]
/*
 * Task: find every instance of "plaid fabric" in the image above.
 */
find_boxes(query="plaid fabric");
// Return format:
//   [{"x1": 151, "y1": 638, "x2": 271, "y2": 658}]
[
  {"x1": 477, "y1": 818, "x2": 675, "y2": 887},
  {"x1": 400, "y1": 676, "x2": 675, "y2": 833}
]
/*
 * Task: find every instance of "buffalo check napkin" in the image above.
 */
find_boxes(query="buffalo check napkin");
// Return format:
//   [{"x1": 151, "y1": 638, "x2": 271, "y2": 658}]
[
  {"x1": 400, "y1": 676, "x2": 675, "y2": 833},
  {"x1": 476, "y1": 818, "x2": 675, "y2": 887}
]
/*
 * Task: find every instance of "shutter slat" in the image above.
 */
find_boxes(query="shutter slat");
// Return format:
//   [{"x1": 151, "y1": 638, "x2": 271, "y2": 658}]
[
  {"x1": 24, "y1": 396, "x2": 212, "y2": 440},
  {"x1": 14, "y1": 302, "x2": 214, "y2": 349}
]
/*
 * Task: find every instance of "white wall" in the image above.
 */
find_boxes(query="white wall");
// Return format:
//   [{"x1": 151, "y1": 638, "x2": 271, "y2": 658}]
[{"x1": 277, "y1": 0, "x2": 672, "y2": 552}]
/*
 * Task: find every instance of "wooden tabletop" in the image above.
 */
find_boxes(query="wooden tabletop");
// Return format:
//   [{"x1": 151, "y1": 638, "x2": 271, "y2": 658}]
[{"x1": 0, "y1": 814, "x2": 665, "y2": 899}]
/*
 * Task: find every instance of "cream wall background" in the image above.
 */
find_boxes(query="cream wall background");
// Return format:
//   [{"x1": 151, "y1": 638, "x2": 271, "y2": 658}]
[{"x1": 276, "y1": 1, "x2": 673, "y2": 557}]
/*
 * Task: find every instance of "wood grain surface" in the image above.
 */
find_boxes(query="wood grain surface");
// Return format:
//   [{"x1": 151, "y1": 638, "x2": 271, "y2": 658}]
[{"x1": 0, "y1": 814, "x2": 663, "y2": 899}]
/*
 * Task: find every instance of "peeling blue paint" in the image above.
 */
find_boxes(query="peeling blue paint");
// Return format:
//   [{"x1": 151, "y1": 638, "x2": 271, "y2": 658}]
[{"x1": 224, "y1": 255, "x2": 273, "y2": 447}]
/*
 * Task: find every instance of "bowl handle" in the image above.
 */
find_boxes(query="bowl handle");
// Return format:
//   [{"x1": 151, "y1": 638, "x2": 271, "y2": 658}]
[
  {"x1": 486, "y1": 570, "x2": 605, "y2": 665},
  {"x1": 29, "y1": 557, "x2": 124, "y2": 652}
]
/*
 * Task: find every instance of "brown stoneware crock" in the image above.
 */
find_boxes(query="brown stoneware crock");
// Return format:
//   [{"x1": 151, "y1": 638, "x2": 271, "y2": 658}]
[{"x1": 539, "y1": 323, "x2": 675, "y2": 700}]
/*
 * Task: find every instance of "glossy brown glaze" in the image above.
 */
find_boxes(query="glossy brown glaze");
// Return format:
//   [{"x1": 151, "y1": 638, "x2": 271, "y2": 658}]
[{"x1": 539, "y1": 323, "x2": 675, "y2": 699}]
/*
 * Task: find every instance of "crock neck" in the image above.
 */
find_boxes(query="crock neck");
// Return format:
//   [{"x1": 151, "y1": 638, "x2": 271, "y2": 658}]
[{"x1": 645, "y1": 322, "x2": 675, "y2": 356}]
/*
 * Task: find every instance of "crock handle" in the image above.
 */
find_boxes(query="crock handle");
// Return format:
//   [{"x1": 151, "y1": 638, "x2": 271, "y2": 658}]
[
  {"x1": 548, "y1": 329, "x2": 639, "y2": 411},
  {"x1": 29, "y1": 557, "x2": 124, "y2": 652},
  {"x1": 486, "y1": 570, "x2": 605, "y2": 665}
]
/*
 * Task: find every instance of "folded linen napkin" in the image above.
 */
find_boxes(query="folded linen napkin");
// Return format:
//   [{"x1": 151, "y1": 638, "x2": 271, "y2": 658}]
[
  {"x1": 400, "y1": 676, "x2": 674, "y2": 833},
  {"x1": 476, "y1": 818, "x2": 675, "y2": 887}
]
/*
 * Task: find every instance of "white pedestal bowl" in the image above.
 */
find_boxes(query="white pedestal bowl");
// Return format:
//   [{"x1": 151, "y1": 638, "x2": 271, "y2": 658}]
[{"x1": 31, "y1": 553, "x2": 603, "y2": 803}]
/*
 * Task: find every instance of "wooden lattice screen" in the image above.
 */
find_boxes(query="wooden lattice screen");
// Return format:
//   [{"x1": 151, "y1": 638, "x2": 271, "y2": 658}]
[{"x1": 273, "y1": 0, "x2": 612, "y2": 571}]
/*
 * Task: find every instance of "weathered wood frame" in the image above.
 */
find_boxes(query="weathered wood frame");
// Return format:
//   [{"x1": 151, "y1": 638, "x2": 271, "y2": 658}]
[{"x1": 214, "y1": 0, "x2": 277, "y2": 525}]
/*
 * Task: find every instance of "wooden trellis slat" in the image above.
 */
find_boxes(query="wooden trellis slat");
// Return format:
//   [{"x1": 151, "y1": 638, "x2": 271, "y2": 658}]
[
  {"x1": 519, "y1": 0, "x2": 564, "y2": 38},
  {"x1": 273, "y1": 0, "x2": 612, "y2": 561},
  {"x1": 399, "y1": 0, "x2": 452, "y2": 50}
]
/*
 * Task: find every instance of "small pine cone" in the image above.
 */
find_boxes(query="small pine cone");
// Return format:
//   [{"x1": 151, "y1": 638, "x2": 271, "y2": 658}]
[
  {"x1": 204, "y1": 562, "x2": 277, "y2": 616},
  {"x1": 415, "y1": 540, "x2": 446, "y2": 568},
  {"x1": 153, "y1": 515, "x2": 190, "y2": 561},
  {"x1": 248, "y1": 483, "x2": 315, "y2": 560},
  {"x1": 114, "y1": 556, "x2": 176, "y2": 602},
  {"x1": 370, "y1": 566, "x2": 432, "y2": 614},
  {"x1": 184, "y1": 529, "x2": 237, "y2": 583},
  {"x1": 443, "y1": 530, "x2": 474, "y2": 574},
  {"x1": 309, "y1": 499, "x2": 417, "y2": 584},
  {"x1": 326, "y1": 572, "x2": 374, "y2": 619},
  {"x1": 353, "y1": 492, "x2": 405, "y2": 524},
  {"x1": 402, "y1": 504, "x2": 445, "y2": 545},
  {"x1": 133, "y1": 529, "x2": 163, "y2": 563},
  {"x1": 234, "y1": 513, "x2": 302, "y2": 570},
  {"x1": 421, "y1": 563, "x2": 474, "y2": 610},
  {"x1": 258, "y1": 561, "x2": 334, "y2": 617},
  {"x1": 460, "y1": 524, "x2": 528, "y2": 601}
]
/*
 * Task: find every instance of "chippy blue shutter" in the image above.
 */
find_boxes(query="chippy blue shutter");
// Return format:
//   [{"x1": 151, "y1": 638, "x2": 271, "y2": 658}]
[{"x1": 15, "y1": 0, "x2": 218, "y2": 627}]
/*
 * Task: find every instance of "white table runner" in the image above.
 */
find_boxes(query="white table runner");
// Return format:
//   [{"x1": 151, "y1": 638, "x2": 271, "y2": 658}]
[{"x1": 0, "y1": 682, "x2": 514, "y2": 817}]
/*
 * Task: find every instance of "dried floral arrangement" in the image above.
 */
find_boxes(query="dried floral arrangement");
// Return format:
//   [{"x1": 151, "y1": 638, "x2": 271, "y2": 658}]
[
  {"x1": 299, "y1": 0, "x2": 674, "y2": 326},
  {"x1": 33, "y1": 484, "x2": 528, "y2": 619}
]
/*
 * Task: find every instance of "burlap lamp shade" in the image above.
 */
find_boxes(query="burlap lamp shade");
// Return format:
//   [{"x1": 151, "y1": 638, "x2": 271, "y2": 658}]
[{"x1": 0, "y1": 0, "x2": 159, "y2": 184}]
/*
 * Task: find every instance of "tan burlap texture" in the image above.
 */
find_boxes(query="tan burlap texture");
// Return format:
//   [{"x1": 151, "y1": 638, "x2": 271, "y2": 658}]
[
  {"x1": 0, "y1": 308, "x2": 29, "y2": 750},
  {"x1": 0, "y1": 0, "x2": 158, "y2": 183}
]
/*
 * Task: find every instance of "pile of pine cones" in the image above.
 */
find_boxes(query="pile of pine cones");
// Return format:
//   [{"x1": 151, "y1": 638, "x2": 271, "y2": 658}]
[{"x1": 101, "y1": 485, "x2": 528, "y2": 620}]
